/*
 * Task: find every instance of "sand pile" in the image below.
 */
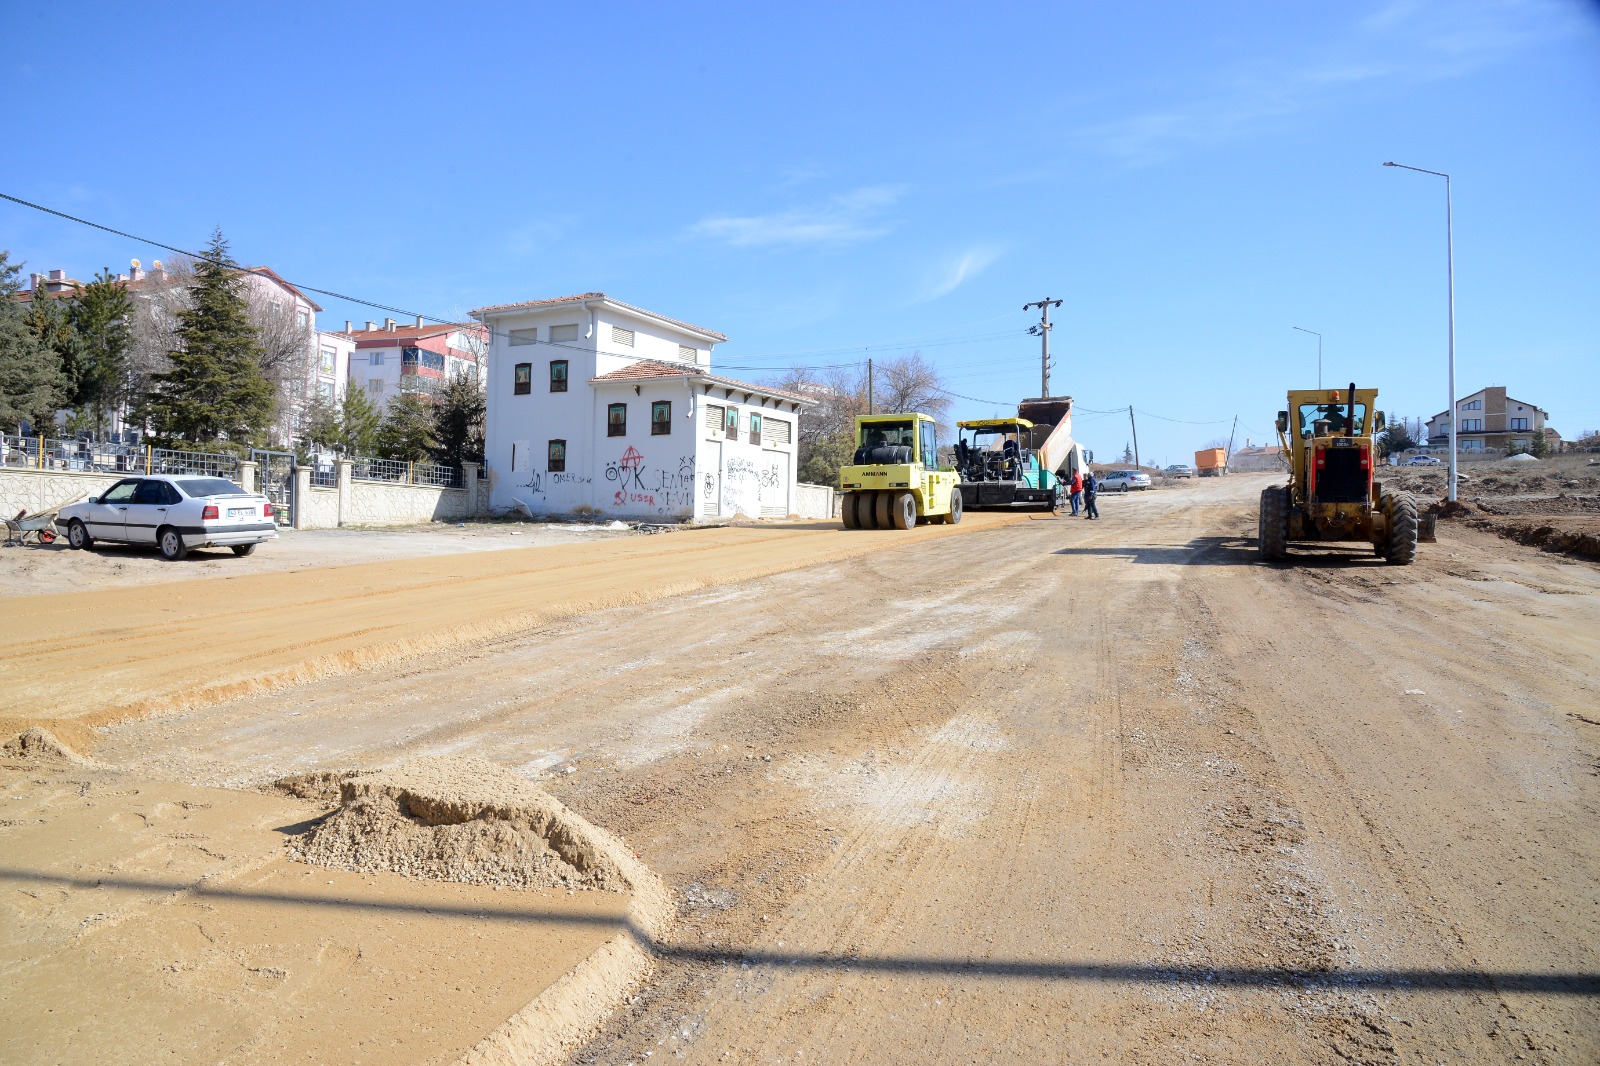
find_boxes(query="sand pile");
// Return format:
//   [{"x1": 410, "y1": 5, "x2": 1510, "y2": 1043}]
[
  {"x1": 2, "y1": 726, "x2": 94, "y2": 765},
  {"x1": 280, "y1": 758, "x2": 627, "y2": 891}
]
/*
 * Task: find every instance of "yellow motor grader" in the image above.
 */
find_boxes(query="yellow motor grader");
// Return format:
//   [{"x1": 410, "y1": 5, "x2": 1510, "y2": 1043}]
[{"x1": 1258, "y1": 383, "x2": 1421, "y2": 564}]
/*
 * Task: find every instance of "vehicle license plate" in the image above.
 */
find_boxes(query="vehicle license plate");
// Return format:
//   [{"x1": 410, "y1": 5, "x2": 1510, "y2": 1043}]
[{"x1": 228, "y1": 507, "x2": 253, "y2": 518}]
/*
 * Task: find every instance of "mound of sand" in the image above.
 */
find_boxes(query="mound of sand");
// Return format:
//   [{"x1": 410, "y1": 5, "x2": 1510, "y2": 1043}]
[
  {"x1": 281, "y1": 758, "x2": 627, "y2": 892},
  {"x1": 2, "y1": 726, "x2": 94, "y2": 765}
]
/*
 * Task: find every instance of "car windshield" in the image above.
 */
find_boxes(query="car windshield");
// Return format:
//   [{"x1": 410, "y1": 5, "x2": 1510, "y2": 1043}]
[
  {"x1": 176, "y1": 478, "x2": 248, "y2": 498},
  {"x1": 1298, "y1": 402, "x2": 1367, "y2": 437},
  {"x1": 860, "y1": 421, "x2": 915, "y2": 449}
]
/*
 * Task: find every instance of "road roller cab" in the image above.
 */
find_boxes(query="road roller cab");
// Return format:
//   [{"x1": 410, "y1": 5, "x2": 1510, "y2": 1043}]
[{"x1": 839, "y1": 413, "x2": 962, "y2": 530}]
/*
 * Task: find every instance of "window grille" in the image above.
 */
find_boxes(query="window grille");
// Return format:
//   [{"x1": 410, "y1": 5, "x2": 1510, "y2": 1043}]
[
  {"x1": 550, "y1": 324, "x2": 580, "y2": 343},
  {"x1": 550, "y1": 360, "x2": 568, "y2": 392},
  {"x1": 548, "y1": 440, "x2": 566, "y2": 472},
  {"x1": 611, "y1": 325, "x2": 635, "y2": 347},
  {"x1": 762, "y1": 417, "x2": 792, "y2": 446},
  {"x1": 509, "y1": 328, "x2": 537, "y2": 346},
  {"x1": 608, "y1": 403, "x2": 627, "y2": 436},
  {"x1": 514, "y1": 363, "x2": 532, "y2": 395},
  {"x1": 652, "y1": 401, "x2": 672, "y2": 434}
]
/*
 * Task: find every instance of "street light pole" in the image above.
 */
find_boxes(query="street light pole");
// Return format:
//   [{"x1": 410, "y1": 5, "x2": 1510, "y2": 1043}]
[
  {"x1": 1384, "y1": 161, "x2": 1458, "y2": 503},
  {"x1": 1292, "y1": 326, "x2": 1322, "y2": 389}
]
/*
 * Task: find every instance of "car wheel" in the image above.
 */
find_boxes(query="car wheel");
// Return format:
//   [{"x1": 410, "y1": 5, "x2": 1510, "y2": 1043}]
[
  {"x1": 231, "y1": 543, "x2": 257, "y2": 557},
  {"x1": 158, "y1": 527, "x2": 188, "y2": 561},
  {"x1": 68, "y1": 520, "x2": 93, "y2": 550}
]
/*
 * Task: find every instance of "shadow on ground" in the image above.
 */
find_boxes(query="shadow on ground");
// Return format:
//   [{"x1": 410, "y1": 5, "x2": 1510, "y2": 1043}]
[{"x1": 1053, "y1": 536, "x2": 1393, "y2": 569}]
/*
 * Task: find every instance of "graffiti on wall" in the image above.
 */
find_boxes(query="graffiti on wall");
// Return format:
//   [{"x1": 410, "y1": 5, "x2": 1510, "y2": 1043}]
[{"x1": 604, "y1": 447, "x2": 697, "y2": 514}]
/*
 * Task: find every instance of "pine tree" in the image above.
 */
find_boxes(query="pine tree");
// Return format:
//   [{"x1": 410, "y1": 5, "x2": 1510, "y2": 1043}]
[
  {"x1": 431, "y1": 373, "x2": 485, "y2": 467},
  {"x1": 298, "y1": 392, "x2": 343, "y2": 454},
  {"x1": 0, "y1": 251, "x2": 68, "y2": 432},
  {"x1": 140, "y1": 230, "x2": 275, "y2": 446},
  {"x1": 376, "y1": 393, "x2": 439, "y2": 462},
  {"x1": 339, "y1": 385, "x2": 382, "y2": 455},
  {"x1": 66, "y1": 269, "x2": 133, "y2": 435}
]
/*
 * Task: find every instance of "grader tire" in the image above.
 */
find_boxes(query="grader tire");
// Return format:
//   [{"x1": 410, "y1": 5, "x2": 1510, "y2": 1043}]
[
  {"x1": 874, "y1": 492, "x2": 895, "y2": 531},
  {"x1": 892, "y1": 491, "x2": 917, "y2": 530},
  {"x1": 841, "y1": 492, "x2": 860, "y2": 529},
  {"x1": 1382, "y1": 491, "x2": 1419, "y2": 565},
  {"x1": 1258, "y1": 486, "x2": 1289, "y2": 561},
  {"x1": 946, "y1": 488, "x2": 963, "y2": 525}
]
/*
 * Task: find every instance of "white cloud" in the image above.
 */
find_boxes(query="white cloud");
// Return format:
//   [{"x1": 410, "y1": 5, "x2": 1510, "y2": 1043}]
[
  {"x1": 917, "y1": 246, "x2": 1004, "y2": 303},
  {"x1": 1073, "y1": 0, "x2": 1589, "y2": 165},
  {"x1": 689, "y1": 185, "x2": 907, "y2": 248}
]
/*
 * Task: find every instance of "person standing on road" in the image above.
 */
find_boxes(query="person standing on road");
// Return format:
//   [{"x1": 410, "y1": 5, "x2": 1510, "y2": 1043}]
[
  {"x1": 1069, "y1": 469, "x2": 1084, "y2": 516},
  {"x1": 1083, "y1": 470, "x2": 1099, "y2": 520}
]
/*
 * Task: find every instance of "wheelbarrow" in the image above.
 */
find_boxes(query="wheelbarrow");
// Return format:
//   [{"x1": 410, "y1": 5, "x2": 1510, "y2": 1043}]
[{"x1": 3, "y1": 511, "x2": 59, "y2": 547}]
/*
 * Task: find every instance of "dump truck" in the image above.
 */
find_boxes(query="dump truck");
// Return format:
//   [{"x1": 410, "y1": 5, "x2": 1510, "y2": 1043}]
[
  {"x1": 839, "y1": 413, "x2": 962, "y2": 529},
  {"x1": 955, "y1": 396, "x2": 1091, "y2": 511},
  {"x1": 1257, "y1": 382, "x2": 1420, "y2": 564},
  {"x1": 1195, "y1": 448, "x2": 1227, "y2": 477}
]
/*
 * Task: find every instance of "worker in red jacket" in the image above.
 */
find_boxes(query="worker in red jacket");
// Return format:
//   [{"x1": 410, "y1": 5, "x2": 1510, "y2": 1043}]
[{"x1": 1069, "y1": 470, "x2": 1084, "y2": 516}]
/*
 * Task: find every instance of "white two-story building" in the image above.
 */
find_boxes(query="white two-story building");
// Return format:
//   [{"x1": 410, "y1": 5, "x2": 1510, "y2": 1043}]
[{"x1": 473, "y1": 293, "x2": 809, "y2": 521}]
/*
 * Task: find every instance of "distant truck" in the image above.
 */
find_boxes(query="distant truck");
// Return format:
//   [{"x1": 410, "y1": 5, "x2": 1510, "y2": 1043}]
[{"x1": 1195, "y1": 448, "x2": 1227, "y2": 477}]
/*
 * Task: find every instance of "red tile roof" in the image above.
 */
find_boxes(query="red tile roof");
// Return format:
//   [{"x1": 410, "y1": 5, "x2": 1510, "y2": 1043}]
[
  {"x1": 588, "y1": 359, "x2": 811, "y2": 404},
  {"x1": 472, "y1": 292, "x2": 727, "y2": 342},
  {"x1": 352, "y1": 323, "x2": 487, "y2": 347}
]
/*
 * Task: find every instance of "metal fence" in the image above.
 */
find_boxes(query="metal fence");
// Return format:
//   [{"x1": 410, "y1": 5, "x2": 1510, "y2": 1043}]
[
  {"x1": 1, "y1": 434, "x2": 243, "y2": 478},
  {"x1": 348, "y1": 456, "x2": 462, "y2": 488}
]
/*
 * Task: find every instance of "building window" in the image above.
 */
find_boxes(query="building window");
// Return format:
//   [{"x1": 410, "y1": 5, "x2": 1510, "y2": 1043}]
[
  {"x1": 678, "y1": 344, "x2": 696, "y2": 361},
  {"x1": 509, "y1": 328, "x2": 537, "y2": 346},
  {"x1": 318, "y1": 381, "x2": 335, "y2": 401},
  {"x1": 1462, "y1": 399, "x2": 1482, "y2": 411},
  {"x1": 548, "y1": 439, "x2": 566, "y2": 472},
  {"x1": 611, "y1": 325, "x2": 635, "y2": 347},
  {"x1": 749, "y1": 411, "x2": 762, "y2": 444},
  {"x1": 762, "y1": 416, "x2": 792, "y2": 446},
  {"x1": 1463, "y1": 418, "x2": 1482, "y2": 432},
  {"x1": 297, "y1": 309, "x2": 308, "y2": 330},
  {"x1": 367, "y1": 379, "x2": 385, "y2": 397},
  {"x1": 550, "y1": 360, "x2": 568, "y2": 392},
  {"x1": 704, "y1": 403, "x2": 725, "y2": 434},
  {"x1": 514, "y1": 363, "x2": 532, "y2": 395},
  {"x1": 320, "y1": 347, "x2": 336, "y2": 374},
  {"x1": 369, "y1": 351, "x2": 385, "y2": 366},
  {"x1": 725, "y1": 407, "x2": 739, "y2": 437},
  {"x1": 550, "y1": 324, "x2": 580, "y2": 343},
  {"x1": 1510, "y1": 417, "x2": 1529, "y2": 430},
  {"x1": 608, "y1": 403, "x2": 627, "y2": 436},
  {"x1": 652, "y1": 401, "x2": 672, "y2": 434}
]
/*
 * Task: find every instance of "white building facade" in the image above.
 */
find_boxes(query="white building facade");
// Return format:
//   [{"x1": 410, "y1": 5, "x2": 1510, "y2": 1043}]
[
  {"x1": 474, "y1": 293, "x2": 808, "y2": 521},
  {"x1": 345, "y1": 318, "x2": 487, "y2": 405}
]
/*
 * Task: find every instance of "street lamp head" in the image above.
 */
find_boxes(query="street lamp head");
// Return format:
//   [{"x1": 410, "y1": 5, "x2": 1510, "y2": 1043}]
[{"x1": 1383, "y1": 161, "x2": 1397, "y2": 166}]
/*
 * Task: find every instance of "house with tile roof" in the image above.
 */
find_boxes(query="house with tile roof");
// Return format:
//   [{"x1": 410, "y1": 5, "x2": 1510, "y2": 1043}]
[
  {"x1": 1423, "y1": 386, "x2": 1557, "y2": 454},
  {"x1": 472, "y1": 294, "x2": 810, "y2": 520},
  {"x1": 344, "y1": 316, "x2": 487, "y2": 404}
]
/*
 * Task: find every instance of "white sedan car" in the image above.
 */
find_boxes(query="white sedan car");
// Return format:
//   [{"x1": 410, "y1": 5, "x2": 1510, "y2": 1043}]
[
  {"x1": 1099, "y1": 470, "x2": 1152, "y2": 492},
  {"x1": 56, "y1": 474, "x2": 278, "y2": 560}
]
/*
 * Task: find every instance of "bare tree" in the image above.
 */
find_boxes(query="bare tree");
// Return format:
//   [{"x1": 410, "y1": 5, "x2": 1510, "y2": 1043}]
[
  {"x1": 126, "y1": 258, "x2": 193, "y2": 415},
  {"x1": 245, "y1": 285, "x2": 315, "y2": 446},
  {"x1": 874, "y1": 351, "x2": 952, "y2": 430}
]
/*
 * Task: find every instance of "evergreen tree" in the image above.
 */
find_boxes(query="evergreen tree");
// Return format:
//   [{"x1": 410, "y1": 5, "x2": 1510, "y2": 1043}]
[
  {"x1": 0, "y1": 251, "x2": 68, "y2": 432},
  {"x1": 66, "y1": 269, "x2": 133, "y2": 435},
  {"x1": 376, "y1": 393, "x2": 439, "y2": 462},
  {"x1": 140, "y1": 230, "x2": 274, "y2": 445},
  {"x1": 298, "y1": 391, "x2": 343, "y2": 454},
  {"x1": 1529, "y1": 427, "x2": 1550, "y2": 458},
  {"x1": 431, "y1": 373, "x2": 485, "y2": 467},
  {"x1": 339, "y1": 385, "x2": 382, "y2": 455}
]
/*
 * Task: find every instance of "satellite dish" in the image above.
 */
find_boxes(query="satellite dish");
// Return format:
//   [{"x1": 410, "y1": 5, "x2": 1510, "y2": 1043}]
[{"x1": 131, "y1": 258, "x2": 141, "y2": 269}]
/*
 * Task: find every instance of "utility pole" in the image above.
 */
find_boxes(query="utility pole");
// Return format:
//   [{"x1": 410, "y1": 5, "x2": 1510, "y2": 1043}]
[
  {"x1": 866, "y1": 358, "x2": 874, "y2": 415},
  {"x1": 1024, "y1": 298, "x2": 1063, "y2": 397},
  {"x1": 1128, "y1": 406, "x2": 1140, "y2": 470},
  {"x1": 1225, "y1": 415, "x2": 1238, "y2": 473}
]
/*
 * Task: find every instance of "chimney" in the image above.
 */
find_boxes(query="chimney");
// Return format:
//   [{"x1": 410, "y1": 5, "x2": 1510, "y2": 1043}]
[
  {"x1": 48, "y1": 269, "x2": 65, "y2": 282},
  {"x1": 415, "y1": 315, "x2": 424, "y2": 328},
  {"x1": 384, "y1": 317, "x2": 396, "y2": 331},
  {"x1": 365, "y1": 321, "x2": 378, "y2": 332},
  {"x1": 29, "y1": 273, "x2": 44, "y2": 292},
  {"x1": 345, "y1": 320, "x2": 352, "y2": 333},
  {"x1": 129, "y1": 259, "x2": 144, "y2": 282}
]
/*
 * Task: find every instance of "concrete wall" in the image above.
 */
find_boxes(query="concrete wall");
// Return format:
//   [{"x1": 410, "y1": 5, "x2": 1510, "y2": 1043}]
[
  {"x1": 344, "y1": 478, "x2": 475, "y2": 526},
  {"x1": 0, "y1": 468, "x2": 122, "y2": 517},
  {"x1": 298, "y1": 484, "x2": 341, "y2": 529},
  {"x1": 794, "y1": 482, "x2": 837, "y2": 520}
]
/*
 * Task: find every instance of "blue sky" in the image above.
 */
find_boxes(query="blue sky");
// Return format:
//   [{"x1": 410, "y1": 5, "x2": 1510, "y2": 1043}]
[{"x1": 5, "y1": 0, "x2": 1597, "y2": 464}]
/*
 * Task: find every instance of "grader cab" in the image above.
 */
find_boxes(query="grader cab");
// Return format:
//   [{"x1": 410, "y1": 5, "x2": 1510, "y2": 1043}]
[
  {"x1": 838, "y1": 413, "x2": 962, "y2": 530},
  {"x1": 1258, "y1": 382, "x2": 1421, "y2": 565}
]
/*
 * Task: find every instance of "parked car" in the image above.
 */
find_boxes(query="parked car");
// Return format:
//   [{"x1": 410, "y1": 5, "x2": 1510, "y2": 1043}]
[
  {"x1": 1165, "y1": 464, "x2": 1194, "y2": 479},
  {"x1": 1406, "y1": 455, "x2": 1442, "y2": 466},
  {"x1": 1099, "y1": 470, "x2": 1152, "y2": 492},
  {"x1": 55, "y1": 474, "x2": 277, "y2": 561}
]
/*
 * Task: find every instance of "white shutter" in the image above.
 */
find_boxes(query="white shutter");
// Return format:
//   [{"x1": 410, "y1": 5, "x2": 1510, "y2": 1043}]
[
  {"x1": 508, "y1": 328, "x2": 537, "y2": 346},
  {"x1": 704, "y1": 404, "x2": 725, "y2": 434},
  {"x1": 762, "y1": 417, "x2": 791, "y2": 446},
  {"x1": 678, "y1": 344, "x2": 696, "y2": 361},
  {"x1": 550, "y1": 324, "x2": 580, "y2": 342},
  {"x1": 611, "y1": 325, "x2": 635, "y2": 347}
]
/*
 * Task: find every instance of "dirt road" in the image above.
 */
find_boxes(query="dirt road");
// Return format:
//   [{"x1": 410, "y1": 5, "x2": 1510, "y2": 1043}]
[{"x1": 11, "y1": 476, "x2": 1600, "y2": 1063}]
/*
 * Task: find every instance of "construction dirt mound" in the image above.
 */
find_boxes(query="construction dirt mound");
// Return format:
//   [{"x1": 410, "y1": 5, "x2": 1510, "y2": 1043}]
[
  {"x1": 1, "y1": 725, "x2": 94, "y2": 766},
  {"x1": 280, "y1": 758, "x2": 629, "y2": 892}
]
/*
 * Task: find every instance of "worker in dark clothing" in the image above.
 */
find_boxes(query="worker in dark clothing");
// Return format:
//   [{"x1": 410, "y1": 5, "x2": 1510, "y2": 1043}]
[{"x1": 1083, "y1": 470, "x2": 1100, "y2": 519}]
